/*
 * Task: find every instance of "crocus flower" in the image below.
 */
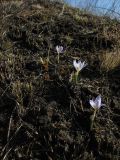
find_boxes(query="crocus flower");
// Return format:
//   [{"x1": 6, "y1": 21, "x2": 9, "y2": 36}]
[
  {"x1": 89, "y1": 95, "x2": 105, "y2": 110},
  {"x1": 73, "y1": 60, "x2": 87, "y2": 73},
  {"x1": 89, "y1": 95, "x2": 105, "y2": 130},
  {"x1": 72, "y1": 59, "x2": 87, "y2": 83},
  {"x1": 56, "y1": 45, "x2": 63, "y2": 63},
  {"x1": 56, "y1": 45, "x2": 63, "y2": 54}
]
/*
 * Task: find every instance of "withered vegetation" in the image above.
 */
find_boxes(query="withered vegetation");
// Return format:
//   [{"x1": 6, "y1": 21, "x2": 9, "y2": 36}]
[{"x1": 0, "y1": 0, "x2": 120, "y2": 159}]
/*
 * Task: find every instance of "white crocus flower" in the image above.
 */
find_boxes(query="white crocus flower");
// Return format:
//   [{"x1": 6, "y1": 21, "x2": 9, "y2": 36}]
[
  {"x1": 89, "y1": 95, "x2": 105, "y2": 110},
  {"x1": 73, "y1": 60, "x2": 87, "y2": 73},
  {"x1": 89, "y1": 95, "x2": 105, "y2": 130},
  {"x1": 73, "y1": 60, "x2": 87, "y2": 83},
  {"x1": 56, "y1": 45, "x2": 63, "y2": 63},
  {"x1": 56, "y1": 45, "x2": 63, "y2": 54}
]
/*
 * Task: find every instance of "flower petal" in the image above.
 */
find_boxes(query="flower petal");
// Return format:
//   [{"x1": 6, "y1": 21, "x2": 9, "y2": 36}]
[
  {"x1": 73, "y1": 60, "x2": 80, "y2": 71},
  {"x1": 60, "y1": 46, "x2": 63, "y2": 52},
  {"x1": 89, "y1": 100, "x2": 96, "y2": 109},
  {"x1": 81, "y1": 62, "x2": 85, "y2": 70},
  {"x1": 56, "y1": 46, "x2": 59, "y2": 52},
  {"x1": 95, "y1": 95, "x2": 101, "y2": 109},
  {"x1": 80, "y1": 61, "x2": 87, "y2": 70},
  {"x1": 73, "y1": 60, "x2": 77, "y2": 68}
]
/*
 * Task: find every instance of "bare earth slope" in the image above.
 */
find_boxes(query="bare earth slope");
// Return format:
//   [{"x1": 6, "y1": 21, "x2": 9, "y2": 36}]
[{"x1": 0, "y1": 0, "x2": 120, "y2": 159}]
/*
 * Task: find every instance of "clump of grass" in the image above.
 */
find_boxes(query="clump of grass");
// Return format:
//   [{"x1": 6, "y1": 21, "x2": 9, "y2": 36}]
[
  {"x1": 12, "y1": 80, "x2": 34, "y2": 114},
  {"x1": 100, "y1": 51, "x2": 120, "y2": 72}
]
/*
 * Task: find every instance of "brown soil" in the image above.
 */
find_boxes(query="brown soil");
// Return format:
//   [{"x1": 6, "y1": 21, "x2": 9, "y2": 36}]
[{"x1": 0, "y1": 0, "x2": 120, "y2": 160}]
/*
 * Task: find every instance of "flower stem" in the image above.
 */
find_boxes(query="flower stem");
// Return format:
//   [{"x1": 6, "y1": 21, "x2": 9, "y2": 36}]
[
  {"x1": 57, "y1": 53, "x2": 60, "y2": 63},
  {"x1": 75, "y1": 71, "x2": 79, "y2": 84},
  {"x1": 90, "y1": 109, "x2": 97, "y2": 130}
]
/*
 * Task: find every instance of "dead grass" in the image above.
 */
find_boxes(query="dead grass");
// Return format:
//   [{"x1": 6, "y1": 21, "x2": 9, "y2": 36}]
[
  {"x1": 0, "y1": 1, "x2": 120, "y2": 159},
  {"x1": 100, "y1": 51, "x2": 120, "y2": 72}
]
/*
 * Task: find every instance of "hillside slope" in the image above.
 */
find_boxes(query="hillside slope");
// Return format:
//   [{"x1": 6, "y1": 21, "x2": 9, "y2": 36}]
[{"x1": 0, "y1": 0, "x2": 120, "y2": 159}]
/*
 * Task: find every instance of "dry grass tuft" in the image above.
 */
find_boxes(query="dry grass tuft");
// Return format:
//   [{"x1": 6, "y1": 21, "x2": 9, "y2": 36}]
[{"x1": 100, "y1": 51, "x2": 120, "y2": 72}]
